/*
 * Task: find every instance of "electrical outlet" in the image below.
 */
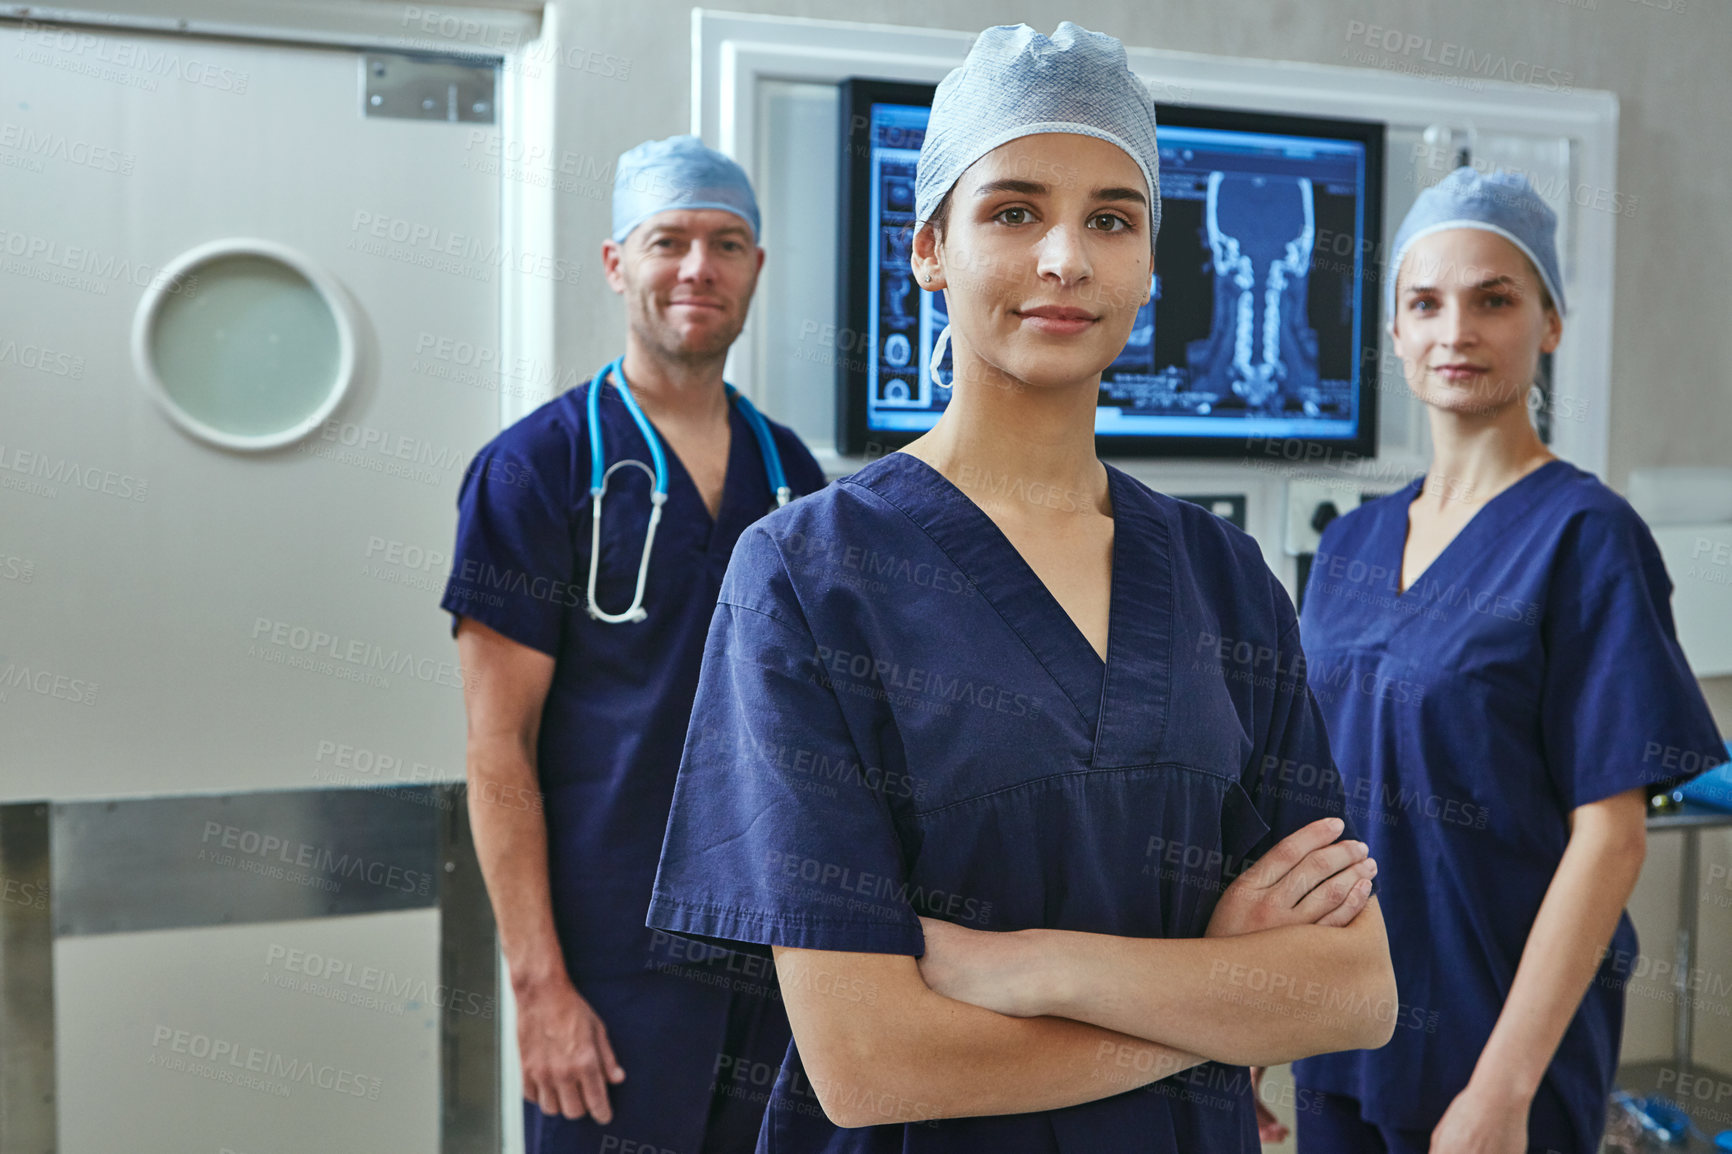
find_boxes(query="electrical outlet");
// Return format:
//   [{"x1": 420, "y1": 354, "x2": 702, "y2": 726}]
[{"x1": 1285, "y1": 481, "x2": 1360, "y2": 556}]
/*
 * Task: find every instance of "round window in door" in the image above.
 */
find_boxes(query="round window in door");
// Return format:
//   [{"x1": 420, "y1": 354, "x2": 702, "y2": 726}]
[{"x1": 132, "y1": 239, "x2": 357, "y2": 450}]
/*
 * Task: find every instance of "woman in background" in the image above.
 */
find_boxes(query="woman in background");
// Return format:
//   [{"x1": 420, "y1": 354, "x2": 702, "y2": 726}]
[{"x1": 1289, "y1": 167, "x2": 1725, "y2": 1154}]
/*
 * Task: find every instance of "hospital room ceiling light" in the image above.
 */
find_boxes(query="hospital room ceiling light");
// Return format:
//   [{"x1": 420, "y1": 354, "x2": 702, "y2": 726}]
[{"x1": 131, "y1": 239, "x2": 357, "y2": 451}]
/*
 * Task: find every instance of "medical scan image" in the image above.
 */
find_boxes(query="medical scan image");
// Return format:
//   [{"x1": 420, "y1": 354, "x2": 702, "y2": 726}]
[{"x1": 1183, "y1": 172, "x2": 1322, "y2": 415}]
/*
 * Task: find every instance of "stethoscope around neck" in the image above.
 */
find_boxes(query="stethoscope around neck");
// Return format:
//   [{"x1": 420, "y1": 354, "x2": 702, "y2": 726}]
[{"x1": 585, "y1": 355, "x2": 791, "y2": 624}]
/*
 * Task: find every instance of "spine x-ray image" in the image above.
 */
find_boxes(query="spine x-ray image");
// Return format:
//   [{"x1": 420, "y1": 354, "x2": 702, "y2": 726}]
[{"x1": 1185, "y1": 172, "x2": 1322, "y2": 415}]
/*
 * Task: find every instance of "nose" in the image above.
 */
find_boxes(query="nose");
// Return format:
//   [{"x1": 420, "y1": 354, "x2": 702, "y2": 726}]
[
  {"x1": 1437, "y1": 298, "x2": 1477, "y2": 349},
  {"x1": 1034, "y1": 221, "x2": 1091, "y2": 288},
  {"x1": 678, "y1": 240, "x2": 718, "y2": 284}
]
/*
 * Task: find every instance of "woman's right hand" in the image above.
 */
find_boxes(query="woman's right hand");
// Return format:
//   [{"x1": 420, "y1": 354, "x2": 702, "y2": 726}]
[{"x1": 1205, "y1": 817, "x2": 1376, "y2": 938}]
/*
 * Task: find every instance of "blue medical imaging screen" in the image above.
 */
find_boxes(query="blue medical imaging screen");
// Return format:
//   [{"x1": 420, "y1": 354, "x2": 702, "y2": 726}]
[{"x1": 839, "y1": 86, "x2": 1384, "y2": 457}]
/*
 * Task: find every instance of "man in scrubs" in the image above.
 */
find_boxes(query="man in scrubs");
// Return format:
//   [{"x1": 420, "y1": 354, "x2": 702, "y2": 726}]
[{"x1": 441, "y1": 135, "x2": 826, "y2": 1153}]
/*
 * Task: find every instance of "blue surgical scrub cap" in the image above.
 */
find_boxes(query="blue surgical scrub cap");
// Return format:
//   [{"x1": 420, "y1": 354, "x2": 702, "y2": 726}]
[
  {"x1": 915, "y1": 22, "x2": 1162, "y2": 244},
  {"x1": 611, "y1": 134, "x2": 761, "y2": 245},
  {"x1": 1388, "y1": 166, "x2": 1566, "y2": 318}
]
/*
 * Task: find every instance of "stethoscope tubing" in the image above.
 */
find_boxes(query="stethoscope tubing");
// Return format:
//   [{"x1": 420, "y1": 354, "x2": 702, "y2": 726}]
[{"x1": 584, "y1": 356, "x2": 790, "y2": 623}]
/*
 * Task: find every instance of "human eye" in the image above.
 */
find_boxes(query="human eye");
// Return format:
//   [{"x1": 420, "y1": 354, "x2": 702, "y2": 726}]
[
  {"x1": 993, "y1": 205, "x2": 1033, "y2": 226},
  {"x1": 1089, "y1": 212, "x2": 1132, "y2": 232}
]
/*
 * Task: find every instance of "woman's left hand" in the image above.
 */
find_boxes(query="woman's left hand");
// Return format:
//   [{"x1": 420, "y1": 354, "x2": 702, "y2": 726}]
[
  {"x1": 1428, "y1": 1082, "x2": 1528, "y2": 1154},
  {"x1": 915, "y1": 917, "x2": 1049, "y2": 1017}
]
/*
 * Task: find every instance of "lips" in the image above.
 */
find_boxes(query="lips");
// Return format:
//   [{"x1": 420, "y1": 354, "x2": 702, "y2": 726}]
[
  {"x1": 1015, "y1": 305, "x2": 1099, "y2": 335},
  {"x1": 1018, "y1": 305, "x2": 1098, "y2": 322},
  {"x1": 669, "y1": 298, "x2": 726, "y2": 310}
]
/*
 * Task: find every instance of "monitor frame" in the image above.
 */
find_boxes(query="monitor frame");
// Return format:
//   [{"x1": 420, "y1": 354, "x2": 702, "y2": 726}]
[{"x1": 835, "y1": 76, "x2": 1387, "y2": 461}]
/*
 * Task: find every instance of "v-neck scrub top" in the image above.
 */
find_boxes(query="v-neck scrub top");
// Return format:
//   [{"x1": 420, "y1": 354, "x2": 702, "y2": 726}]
[
  {"x1": 648, "y1": 453, "x2": 1364, "y2": 1152},
  {"x1": 1290, "y1": 461, "x2": 1725, "y2": 1146},
  {"x1": 440, "y1": 377, "x2": 826, "y2": 978}
]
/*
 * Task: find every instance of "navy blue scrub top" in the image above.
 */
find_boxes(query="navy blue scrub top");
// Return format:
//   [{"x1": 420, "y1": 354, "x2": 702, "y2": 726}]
[
  {"x1": 440, "y1": 377, "x2": 826, "y2": 978},
  {"x1": 649, "y1": 453, "x2": 1363, "y2": 1152},
  {"x1": 1291, "y1": 461, "x2": 1725, "y2": 1140}
]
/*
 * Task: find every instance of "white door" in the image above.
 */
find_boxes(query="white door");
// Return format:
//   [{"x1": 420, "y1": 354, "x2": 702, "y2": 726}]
[
  {"x1": 2, "y1": 19, "x2": 509, "y2": 1152},
  {"x1": 0, "y1": 21, "x2": 502, "y2": 801}
]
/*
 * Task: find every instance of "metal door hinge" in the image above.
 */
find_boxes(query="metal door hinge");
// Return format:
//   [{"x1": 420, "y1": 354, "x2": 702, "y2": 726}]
[{"x1": 364, "y1": 52, "x2": 496, "y2": 123}]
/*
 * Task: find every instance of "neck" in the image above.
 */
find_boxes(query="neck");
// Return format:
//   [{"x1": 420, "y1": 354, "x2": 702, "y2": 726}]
[
  {"x1": 619, "y1": 333, "x2": 730, "y2": 426},
  {"x1": 905, "y1": 337, "x2": 1108, "y2": 515},
  {"x1": 1422, "y1": 396, "x2": 1555, "y2": 508}
]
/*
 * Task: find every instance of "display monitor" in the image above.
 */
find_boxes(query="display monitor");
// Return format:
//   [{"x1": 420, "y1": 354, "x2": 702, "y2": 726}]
[{"x1": 835, "y1": 78, "x2": 1386, "y2": 458}]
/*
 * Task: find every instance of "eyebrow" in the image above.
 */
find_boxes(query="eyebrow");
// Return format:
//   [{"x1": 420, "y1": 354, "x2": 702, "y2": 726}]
[
  {"x1": 1404, "y1": 275, "x2": 1521, "y2": 295},
  {"x1": 642, "y1": 224, "x2": 753, "y2": 242},
  {"x1": 1091, "y1": 186, "x2": 1148, "y2": 207},
  {"x1": 973, "y1": 178, "x2": 1148, "y2": 208}
]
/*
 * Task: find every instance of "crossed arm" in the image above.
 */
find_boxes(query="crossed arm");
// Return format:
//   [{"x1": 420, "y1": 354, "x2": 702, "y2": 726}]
[
  {"x1": 776, "y1": 817, "x2": 1396, "y2": 1127},
  {"x1": 774, "y1": 948, "x2": 1205, "y2": 1128}
]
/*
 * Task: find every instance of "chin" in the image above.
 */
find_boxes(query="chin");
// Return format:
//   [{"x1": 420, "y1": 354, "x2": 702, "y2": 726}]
[
  {"x1": 1000, "y1": 345, "x2": 1119, "y2": 391},
  {"x1": 669, "y1": 322, "x2": 741, "y2": 359},
  {"x1": 1413, "y1": 379, "x2": 1527, "y2": 416}
]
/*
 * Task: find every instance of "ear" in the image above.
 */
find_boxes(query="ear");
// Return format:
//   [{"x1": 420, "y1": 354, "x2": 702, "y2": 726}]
[
  {"x1": 910, "y1": 222, "x2": 946, "y2": 292},
  {"x1": 1538, "y1": 307, "x2": 1563, "y2": 356},
  {"x1": 601, "y1": 239, "x2": 627, "y2": 295}
]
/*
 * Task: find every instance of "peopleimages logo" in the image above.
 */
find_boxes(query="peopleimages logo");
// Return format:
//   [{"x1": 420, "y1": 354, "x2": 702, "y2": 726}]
[
  {"x1": 248, "y1": 617, "x2": 468, "y2": 690},
  {"x1": 348, "y1": 210, "x2": 581, "y2": 284},
  {"x1": 148, "y1": 1025, "x2": 380, "y2": 1099},
  {"x1": 1341, "y1": 21, "x2": 1574, "y2": 91},
  {"x1": 0, "y1": 661, "x2": 98, "y2": 706},
  {"x1": 199, "y1": 821, "x2": 432, "y2": 897},
  {"x1": 812, "y1": 644, "x2": 1042, "y2": 720},
  {"x1": 0, "y1": 122, "x2": 134, "y2": 173},
  {"x1": 0, "y1": 228, "x2": 198, "y2": 298},
  {"x1": 764, "y1": 850, "x2": 992, "y2": 925},
  {"x1": 17, "y1": 20, "x2": 250, "y2": 93},
  {"x1": 0, "y1": 444, "x2": 148, "y2": 501},
  {"x1": 0, "y1": 338, "x2": 85, "y2": 379},
  {"x1": 781, "y1": 530, "x2": 974, "y2": 596},
  {"x1": 264, "y1": 944, "x2": 495, "y2": 1018}
]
